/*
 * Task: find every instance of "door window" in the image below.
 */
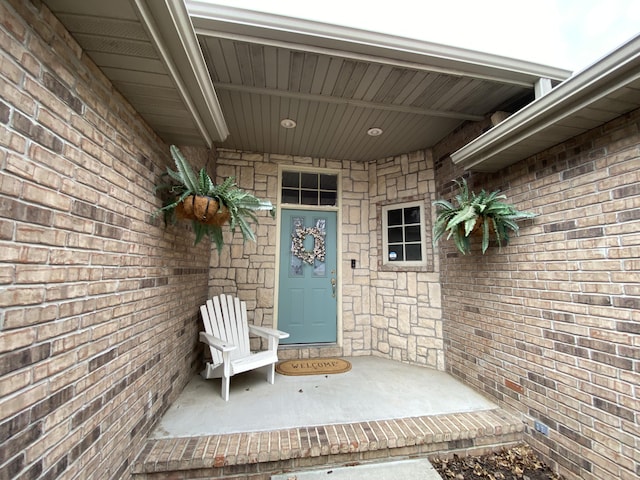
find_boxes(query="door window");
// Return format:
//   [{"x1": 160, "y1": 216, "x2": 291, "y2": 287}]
[{"x1": 288, "y1": 216, "x2": 327, "y2": 277}]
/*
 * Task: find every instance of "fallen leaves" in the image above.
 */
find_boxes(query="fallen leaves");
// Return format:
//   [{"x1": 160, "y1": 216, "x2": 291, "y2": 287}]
[{"x1": 431, "y1": 444, "x2": 565, "y2": 480}]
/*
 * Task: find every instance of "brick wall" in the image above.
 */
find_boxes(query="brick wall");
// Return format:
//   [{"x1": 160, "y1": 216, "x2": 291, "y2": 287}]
[
  {"x1": 211, "y1": 149, "x2": 444, "y2": 369},
  {"x1": 434, "y1": 109, "x2": 640, "y2": 479},
  {"x1": 0, "y1": 1, "x2": 211, "y2": 479}
]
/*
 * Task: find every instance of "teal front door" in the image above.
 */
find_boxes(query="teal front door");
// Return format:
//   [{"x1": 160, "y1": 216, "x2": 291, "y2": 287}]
[{"x1": 278, "y1": 209, "x2": 337, "y2": 344}]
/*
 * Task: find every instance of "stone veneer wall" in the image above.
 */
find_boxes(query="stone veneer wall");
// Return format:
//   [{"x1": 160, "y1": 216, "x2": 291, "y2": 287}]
[
  {"x1": 369, "y1": 151, "x2": 444, "y2": 368},
  {"x1": 1, "y1": 2, "x2": 211, "y2": 479},
  {"x1": 211, "y1": 149, "x2": 444, "y2": 369},
  {"x1": 433, "y1": 109, "x2": 640, "y2": 480}
]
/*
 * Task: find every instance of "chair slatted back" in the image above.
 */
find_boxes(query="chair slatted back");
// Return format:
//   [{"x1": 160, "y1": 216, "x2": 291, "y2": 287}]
[{"x1": 200, "y1": 294, "x2": 251, "y2": 363}]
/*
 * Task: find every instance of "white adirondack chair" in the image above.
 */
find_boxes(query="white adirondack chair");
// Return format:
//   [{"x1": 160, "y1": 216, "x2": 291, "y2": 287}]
[{"x1": 199, "y1": 294, "x2": 289, "y2": 401}]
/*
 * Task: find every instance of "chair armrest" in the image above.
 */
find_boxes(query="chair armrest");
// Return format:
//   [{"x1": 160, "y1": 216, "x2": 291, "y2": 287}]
[
  {"x1": 199, "y1": 332, "x2": 237, "y2": 353},
  {"x1": 249, "y1": 325, "x2": 290, "y2": 340}
]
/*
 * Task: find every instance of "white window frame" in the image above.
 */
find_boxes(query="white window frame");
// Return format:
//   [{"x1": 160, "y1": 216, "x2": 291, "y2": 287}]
[
  {"x1": 381, "y1": 201, "x2": 428, "y2": 268},
  {"x1": 280, "y1": 169, "x2": 339, "y2": 207}
]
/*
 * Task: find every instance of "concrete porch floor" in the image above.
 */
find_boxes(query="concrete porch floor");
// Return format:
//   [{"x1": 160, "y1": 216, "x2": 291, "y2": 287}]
[
  {"x1": 151, "y1": 356, "x2": 497, "y2": 438},
  {"x1": 133, "y1": 356, "x2": 525, "y2": 479}
]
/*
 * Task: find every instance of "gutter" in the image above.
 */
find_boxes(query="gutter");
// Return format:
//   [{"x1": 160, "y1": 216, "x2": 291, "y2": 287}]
[
  {"x1": 134, "y1": 0, "x2": 229, "y2": 146},
  {"x1": 451, "y1": 34, "x2": 640, "y2": 172},
  {"x1": 186, "y1": 1, "x2": 571, "y2": 86}
]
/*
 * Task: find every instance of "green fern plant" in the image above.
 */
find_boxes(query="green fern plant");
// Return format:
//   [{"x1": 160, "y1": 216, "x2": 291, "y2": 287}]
[
  {"x1": 433, "y1": 178, "x2": 536, "y2": 254},
  {"x1": 154, "y1": 145, "x2": 275, "y2": 251}
]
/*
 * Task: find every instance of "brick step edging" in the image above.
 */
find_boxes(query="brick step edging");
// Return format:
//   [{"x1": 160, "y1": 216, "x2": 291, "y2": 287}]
[{"x1": 132, "y1": 408, "x2": 523, "y2": 476}]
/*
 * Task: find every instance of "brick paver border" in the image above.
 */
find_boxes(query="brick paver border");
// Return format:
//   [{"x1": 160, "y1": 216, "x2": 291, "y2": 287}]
[{"x1": 132, "y1": 408, "x2": 524, "y2": 479}]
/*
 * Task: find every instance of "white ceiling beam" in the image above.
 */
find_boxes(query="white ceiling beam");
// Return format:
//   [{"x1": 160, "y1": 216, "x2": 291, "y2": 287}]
[
  {"x1": 534, "y1": 78, "x2": 553, "y2": 98},
  {"x1": 213, "y1": 82, "x2": 485, "y2": 121}
]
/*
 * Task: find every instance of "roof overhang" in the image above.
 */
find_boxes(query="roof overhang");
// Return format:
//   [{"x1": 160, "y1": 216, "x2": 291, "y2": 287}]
[
  {"x1": 185, "y1": 2, "x2": 571, "y2": 160},
  {"x1": 43, "y1": 0, "x2": 229, "y2": 147},
  {"x1": 451, "y1": 34, "x2": 640, "y2": 172},
  {"x1": 138, "y1": 0, "x2": 229, "y2": 145},
  {"x1": 43, "y1": 1, "x2": 575, "y2": 159},
  {"x1": 186, "y1": 1, "x2": 570, "y2": 86}
]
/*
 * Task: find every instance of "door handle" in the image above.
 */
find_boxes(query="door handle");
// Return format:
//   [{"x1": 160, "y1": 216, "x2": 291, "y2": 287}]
[{"x1": 331, "y1": 277, "x2": 336, "y2": 298}]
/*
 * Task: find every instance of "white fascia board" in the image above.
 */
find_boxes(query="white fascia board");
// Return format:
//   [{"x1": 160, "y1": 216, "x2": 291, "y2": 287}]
[
  {"x1": 185, "y1": 1, "x2": 571, "y2": 86},
  {"x1": 134, "y1": 0, "x2": 229, "y2": 146},
  {"x1": 451, "y1": 34, "x2": 640, "y2": 171}
]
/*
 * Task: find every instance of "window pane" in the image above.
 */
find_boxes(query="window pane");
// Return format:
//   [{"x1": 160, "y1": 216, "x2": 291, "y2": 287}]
[
  {"x1": 312, "y1": 217, "x2": 327, "y2": 277},
  {"x1": 405, "y1": 225, "x2": 422, "y2": 242},
  {"x1": 282, "y1": 188, "x2": 299, "y2": 204},
  {"x1": 320, "y1": 190, "x2": 337, "y2": 206},
  {"x1": 387, "y1": 245, "x2": 403, "y2": 262},
  {"x1": 387, "y1": 209, "x2": 402, "y2": 226},
  {"x1": 404, "y1": 206, "x2": 420, "y2": 224},
  {"x1": 289, "y1": 217, "x2": 304, "y2": 277},
  {"x1": 388, "y1": 227, "x2": 403, "y2": 243},
  {"x1": 301, "y1": 190, "x2": 318, "y2": 205},
  {"x1": 405, "y1": 244, "x2": 422, "y2": 261},
  {"x1": 282, "y1": 171, "x2": 299, "y2": 188},
  {"x1": 320, "y1": 174, "x2": 337, "y2": 191},
  {"x1": 301, "y1": 173, "x2": 318, "y2": 189}
]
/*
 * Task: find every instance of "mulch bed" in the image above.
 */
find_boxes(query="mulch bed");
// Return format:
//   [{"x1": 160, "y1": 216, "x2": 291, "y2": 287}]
[{"x1": 431, "y1": 444, "x2": 565, "y2": 480}]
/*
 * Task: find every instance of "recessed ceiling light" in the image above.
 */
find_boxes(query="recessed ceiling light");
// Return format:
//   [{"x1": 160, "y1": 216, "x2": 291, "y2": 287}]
[
  {"x1": 367, "y1": 127, "x2": 383, "y2": 136},
  {"x1": 280, "y1": 118, "x2": 297, "y2": 129}
]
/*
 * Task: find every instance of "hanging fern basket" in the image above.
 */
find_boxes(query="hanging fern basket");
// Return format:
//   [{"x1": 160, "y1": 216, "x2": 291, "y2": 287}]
[
  {"x1": 470, "y1": 217, "x2": 495, "y2": 236},
  {"x1": 153, "y1": 145, "x2": 275, "y2": 250},
  {"x1": 175, "y1": 195, "x2": 231, "y2": 226}
]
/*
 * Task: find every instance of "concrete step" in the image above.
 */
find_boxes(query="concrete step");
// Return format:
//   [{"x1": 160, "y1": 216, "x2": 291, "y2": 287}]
[
  {"x1": 271, "y1": 458, "x2": 442, "y2": 480},
  {"x1": 132, "y1": 408, "x2": 523, "y2": 479}
]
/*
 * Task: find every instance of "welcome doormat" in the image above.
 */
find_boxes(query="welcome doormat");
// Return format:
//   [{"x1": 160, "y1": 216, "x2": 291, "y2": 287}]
[{"x1": 276, "y1": 358, "x2": 352, "y2": 376}]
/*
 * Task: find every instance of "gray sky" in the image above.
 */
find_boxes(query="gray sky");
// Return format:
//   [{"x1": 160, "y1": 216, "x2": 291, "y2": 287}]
[{"x1": 203, "y1": 0, "x2": 640, "y2": 72}]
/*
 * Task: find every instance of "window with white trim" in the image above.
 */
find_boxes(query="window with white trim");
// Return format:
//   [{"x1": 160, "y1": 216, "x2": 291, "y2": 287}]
[
  {"x1": 281, "y1": 171, "x2": 338, "y2": 206},
  {"x1": 381, "y1": 201, "x2": 427, "y2": 267}
]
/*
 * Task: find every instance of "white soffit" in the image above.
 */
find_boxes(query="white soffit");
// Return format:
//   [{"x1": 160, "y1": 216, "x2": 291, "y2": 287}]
[
  {"x1": 451, "y1": 34, "x2": 640, "y2": 172},
  {"x1": 43, "y1": 0, "x2": 229, "y2": 147}
]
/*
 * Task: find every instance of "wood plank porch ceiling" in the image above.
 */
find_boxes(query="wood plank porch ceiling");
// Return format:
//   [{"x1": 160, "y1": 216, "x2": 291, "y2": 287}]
[
  {"x1": 42, "y1": 0, "x2": 571, "y2": 162},
  {"x1": 198, "y1": 35, "x2": 528, "y2": 161},
  {"x1": 189, "y1": 3, "x2": 569, "y2": 161}
]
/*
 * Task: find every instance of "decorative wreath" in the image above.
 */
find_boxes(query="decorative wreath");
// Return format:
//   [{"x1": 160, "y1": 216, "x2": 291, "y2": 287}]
[{"x1": 292, "y1": 226, "x2": 326, "y2": 265}]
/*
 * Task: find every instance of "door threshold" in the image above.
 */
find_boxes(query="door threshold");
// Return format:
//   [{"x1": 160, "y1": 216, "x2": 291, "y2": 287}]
[{"x1": 280, "y1": 342, "x2": 338, "y2": 349}]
